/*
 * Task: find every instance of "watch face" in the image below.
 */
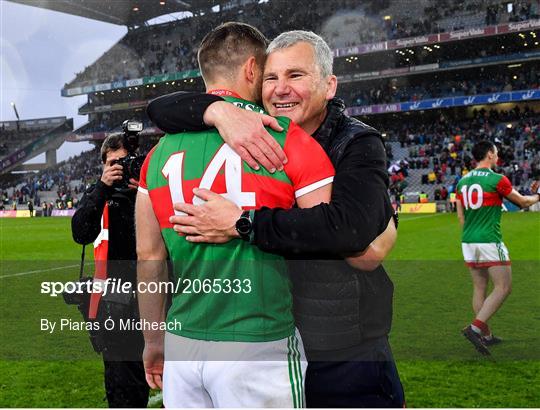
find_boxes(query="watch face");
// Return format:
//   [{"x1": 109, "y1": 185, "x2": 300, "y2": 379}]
[{"x1": 236, "y1": 217, "x2": 252, "y2": 235}]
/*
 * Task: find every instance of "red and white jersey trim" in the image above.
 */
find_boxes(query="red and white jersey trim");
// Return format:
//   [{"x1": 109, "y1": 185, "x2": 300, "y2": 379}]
[
  {"x1": 295, "y1": 176, "x2": 334, "y2": 199},
  {"x1": 138, "y1": 186, "x2": 149, "y2": 195}
]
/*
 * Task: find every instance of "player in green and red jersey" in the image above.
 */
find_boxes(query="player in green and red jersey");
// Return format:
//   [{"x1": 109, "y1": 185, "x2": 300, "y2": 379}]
[
  {"x1": 456, "y1": 140, "x2": 540, "y2": 355},
  {"x1": 136, "y1": 22, "x2": 334, "y2": 407}
]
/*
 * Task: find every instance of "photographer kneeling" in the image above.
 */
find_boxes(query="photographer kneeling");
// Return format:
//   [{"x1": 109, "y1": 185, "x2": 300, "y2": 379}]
[{"x1": 71, "y1": 129, "x2": 149, "y2": 408}]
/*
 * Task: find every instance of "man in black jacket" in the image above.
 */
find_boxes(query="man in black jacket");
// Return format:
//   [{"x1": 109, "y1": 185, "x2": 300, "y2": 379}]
[
  {"x1": 71, "y1": 134, "x2": 149, "y2": 408},
  {"x1": 147, "y1": 30, "x2": 403, "y2": 407}
]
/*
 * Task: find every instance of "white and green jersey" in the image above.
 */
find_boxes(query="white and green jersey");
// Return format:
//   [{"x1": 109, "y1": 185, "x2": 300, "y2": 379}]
[{"x1": 456, "y1": 167, "x2": 513, "y2": 243}]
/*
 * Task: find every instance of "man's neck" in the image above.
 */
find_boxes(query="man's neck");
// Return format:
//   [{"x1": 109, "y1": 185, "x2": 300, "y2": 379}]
[
  {"x1": 476, "y1": 161, "x2": 493, "y2": 170},
  {"x1": 304, "y1": 107, "x2": 328, "y2": 136},
  {"x1": 205, "y1": 83, "x2": 253, "y2": 102}
]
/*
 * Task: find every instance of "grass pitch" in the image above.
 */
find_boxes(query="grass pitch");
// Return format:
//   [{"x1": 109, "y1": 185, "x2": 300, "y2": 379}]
[{"x1": 0, "y1": 213, "x2": 539, "y2": 407}]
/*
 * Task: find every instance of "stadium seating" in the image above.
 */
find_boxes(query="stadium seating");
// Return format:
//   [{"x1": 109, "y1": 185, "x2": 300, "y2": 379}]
[
  {"x1": 4, "y1": 0, "x2": 539, "y2": 214},
  {"x1": 342, "y1": 67, "x2": 540, "y2": 107},
  {"x1": 64, "y1": 0, "x2": 538, "y2": 90},
  {"x1": 385, "y1": 107, "x2": 540, "y2": 203},
  {"x1": 0, "y1": 126, "x2": 52, "y2": 155}
]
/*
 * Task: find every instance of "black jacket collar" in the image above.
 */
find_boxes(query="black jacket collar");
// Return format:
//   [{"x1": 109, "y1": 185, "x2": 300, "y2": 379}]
[{"x1": 313, "y1": 98, "x2": 346, "y2": 150}]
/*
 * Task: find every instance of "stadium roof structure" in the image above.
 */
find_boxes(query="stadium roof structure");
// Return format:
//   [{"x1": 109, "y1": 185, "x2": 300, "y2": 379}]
[{"x1": 7, "y1": 0, "x2": 231, "y2": 26}]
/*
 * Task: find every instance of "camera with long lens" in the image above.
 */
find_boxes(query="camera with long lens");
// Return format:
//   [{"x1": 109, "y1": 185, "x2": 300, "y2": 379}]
[{"x1": 111, "y1": 120, "x2": 146, "y2": 190}]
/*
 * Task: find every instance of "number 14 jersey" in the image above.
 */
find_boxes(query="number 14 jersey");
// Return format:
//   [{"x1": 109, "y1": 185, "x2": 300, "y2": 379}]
[
  {"x1": 138, "y1": 95, "x2": 335, "y2": 342},
  {"x1": 456, "y1": 167, "x2": 512, "y2": 243}
]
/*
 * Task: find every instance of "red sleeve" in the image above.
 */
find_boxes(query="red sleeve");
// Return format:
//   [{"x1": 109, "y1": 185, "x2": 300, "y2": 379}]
[
  {"x1": 456, "y1": 184, "x2": 463, "y2": 201},
  {"x1": 138, "y1": 145, "x2": 157, "y2": 194},
  {"x1": 496, "y1": 175, "x2": 513, "y2": 197},
  {"x1": 282, "y1": 121, "x2": 335, "y2": 198}
]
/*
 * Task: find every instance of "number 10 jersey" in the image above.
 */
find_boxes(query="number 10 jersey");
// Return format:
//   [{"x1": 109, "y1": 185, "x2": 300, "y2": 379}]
[{"x1": 456, "y1": 167, "x2": 513, "y2": 243}]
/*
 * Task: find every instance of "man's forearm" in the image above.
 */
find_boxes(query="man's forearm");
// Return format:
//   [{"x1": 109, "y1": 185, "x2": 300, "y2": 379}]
[
  {"x1": 516, "y1": 194, "x2": 540, "y2": 208},
  {"x1": 146, "y1": 91, "x2": 223, "y2": 133},
  {"x1": 137, "y1": 260, "x2": 168, "y2": 345},
  {"x1": 253, "y1": 199, "x2": 392, "y2": 255},
  {"x1": 252, "y1": 136, "x2": 393, "y2": 255}
]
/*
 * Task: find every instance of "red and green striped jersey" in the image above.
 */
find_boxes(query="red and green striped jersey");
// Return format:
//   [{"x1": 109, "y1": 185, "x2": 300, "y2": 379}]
[
  {"x1": 456, "y1": 167, "x2": 513, "y2": 243},
  {"x1": 139, "y1": 92, "x2": 334, "y2": 342}
]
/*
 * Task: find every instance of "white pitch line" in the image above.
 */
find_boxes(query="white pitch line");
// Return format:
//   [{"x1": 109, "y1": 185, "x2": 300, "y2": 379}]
[
  {"x1": 0, "y1": 264, "x2": 81, "y2": 279},
  {"x1": 399, "y1": 213, "x2": 446, "y2": 222}
]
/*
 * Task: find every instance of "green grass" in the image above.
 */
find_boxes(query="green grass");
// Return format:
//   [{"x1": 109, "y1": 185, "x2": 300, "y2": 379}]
[{"x1": 0, "y1": 213, "x2": 539, "y2": 407}]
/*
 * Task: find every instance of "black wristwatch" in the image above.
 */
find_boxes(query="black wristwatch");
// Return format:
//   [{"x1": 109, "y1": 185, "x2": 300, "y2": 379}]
[{"x1": 235, "y1": 211, "x2": 253, "y2": 241}]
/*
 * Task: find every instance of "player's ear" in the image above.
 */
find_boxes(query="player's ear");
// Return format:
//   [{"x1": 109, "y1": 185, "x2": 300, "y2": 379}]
[{"x1": 245, "y1": 56, "x2": 257, "y2": 84}]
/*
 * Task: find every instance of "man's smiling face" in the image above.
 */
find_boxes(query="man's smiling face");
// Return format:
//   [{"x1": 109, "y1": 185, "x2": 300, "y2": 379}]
[{"x1": 262, "y1": 41, "x2": 336, "y2": 135}]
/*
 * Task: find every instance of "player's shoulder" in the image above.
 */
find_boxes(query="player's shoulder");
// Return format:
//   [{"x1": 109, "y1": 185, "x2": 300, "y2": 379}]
[
  {"x1": 142, "y1": 142, "x2": 161, "y2": 166},
  {"x1": 274, "y1": 116, "x2": 292, "y2": 130},
  {"x1": 491, "y1": 170, "x2": 506, "y2": 180},
  {"x1": 266, "y1": 116, "x2": 294, "y2": 147},
  {"x1": 282, "y1": 119, "x2": 314, "y2": 142},
  {"x1": 484, "y1": 169, "x2": 508, "y2": 185}
]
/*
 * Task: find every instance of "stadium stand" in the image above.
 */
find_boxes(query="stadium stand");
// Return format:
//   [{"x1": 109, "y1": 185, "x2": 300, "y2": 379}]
[
  {"x1": 64, "y1": 0, "x2": 539, "y2": 89},
  {"x1": 343, "y1": 65, "x2": 540, "y2": 106},
  {"x1": 1, "y1": 122, "x2": 54, "y2": 154},
  {"x1": 383, "y1": 107, "x2": 540, "y2": 203},
  {"x1": 2, "y1": 0, "x2": 539, "y2": 215}
]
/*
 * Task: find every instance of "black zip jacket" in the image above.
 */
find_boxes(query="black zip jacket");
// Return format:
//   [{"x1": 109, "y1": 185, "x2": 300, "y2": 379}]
[
  {"x1": 71, "y1": 180, "x2": 137, "y2": 284},
  {"x1": 147, "y1": 93, "x2": 395, "y2": 353}
]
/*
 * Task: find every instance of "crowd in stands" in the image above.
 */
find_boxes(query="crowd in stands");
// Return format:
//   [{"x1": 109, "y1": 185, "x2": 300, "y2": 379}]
[
  {"x1": 386, "y1": 106, "x2": 540, "y2": 203},
  {"x1": 0, "y1": 127, "x2": 49, "y2": 155},
  {"x1": 0, "y1": 135, "x2": 158, "y2": 212},
  {"x1": 2, "y1": 105, "x2": 538, "y2": 213},
  {"x1": 344, "y1": 68, "x2": 540, "y2": 106},
  {"x1": 0, "y1": 148, "x2": 101, "y2": 211},
  {"x1": 486, "y1": 0, "x2": 536, "y2": 24},
  {"x1": 67, "y1": 0, "x2": 356, "y2": 87},
  {"x1": 65, "y1": 0, "x2": 538, "y2": 89}
]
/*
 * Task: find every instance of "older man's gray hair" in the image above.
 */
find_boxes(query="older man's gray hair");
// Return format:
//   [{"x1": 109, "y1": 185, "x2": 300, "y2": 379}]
[{"x1": 267, "y1": 30, "x2": 334, "y2": 78}]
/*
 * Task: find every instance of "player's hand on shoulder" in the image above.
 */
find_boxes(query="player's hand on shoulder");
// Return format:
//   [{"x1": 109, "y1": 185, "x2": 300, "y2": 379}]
[{"x1": 205, "y1": 101, "x2": 287, "y2": 172}]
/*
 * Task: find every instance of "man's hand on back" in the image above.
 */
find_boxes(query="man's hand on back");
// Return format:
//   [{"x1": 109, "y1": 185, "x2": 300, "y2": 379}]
[
  {"x1": 204, "y1": 101, "x2": 288, "y2": 172},
  {"x1": 170, "y1": 188, "x2": 243, "y2": 243}
]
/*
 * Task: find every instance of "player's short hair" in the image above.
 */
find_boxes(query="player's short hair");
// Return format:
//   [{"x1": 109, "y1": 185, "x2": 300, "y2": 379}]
[
  {"x1": 100, "y1": 134, "x2": 124, "y2": 163},
  {"x1": 267, "y1": 30, "x2": 334, "y2": 77},
  {"x1": 472, "y1": 140, "x2": 496, "y2": 162},
  {"x1": 197, "y1": 22, "x2": 268, "y2": 84}
]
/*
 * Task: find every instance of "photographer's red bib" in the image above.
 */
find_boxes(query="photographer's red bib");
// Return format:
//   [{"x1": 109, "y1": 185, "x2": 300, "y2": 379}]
[{"x1": 88, "y1": 203, "x2": 109, "y2": 319}]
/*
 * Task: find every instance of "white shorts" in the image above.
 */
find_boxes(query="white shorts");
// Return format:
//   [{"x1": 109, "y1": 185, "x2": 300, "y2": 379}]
[
  {"x1": 462, "y1": 242, "x2": 511, "y2": 268},
  {"x1": 163, "y1": 330, "x2": 307, "y2": 408}
]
